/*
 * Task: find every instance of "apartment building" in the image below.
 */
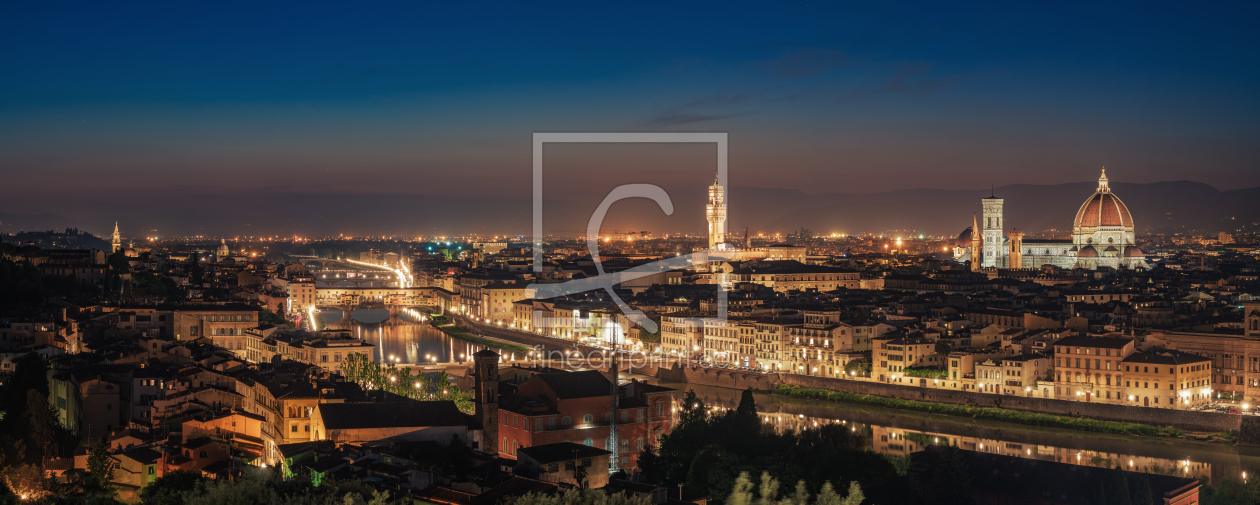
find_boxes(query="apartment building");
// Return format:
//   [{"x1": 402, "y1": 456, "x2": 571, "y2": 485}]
[
  {"x1": 1052, "y1": 335, "x2": 1135, "y2": 403},
  {"x1": 1121, "y1": 351, "x2": 1213, "y2": 409}
]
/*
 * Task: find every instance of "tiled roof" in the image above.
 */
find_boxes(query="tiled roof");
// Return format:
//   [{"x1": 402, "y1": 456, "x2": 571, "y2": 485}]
[
  {"x1": 1053, "y1": 335, "x2": 1134, "y2": 349},
  {"x1": 1122, "y1": 351, "x2": 1211, "y2": 366},
  {"x1": 538, "y1": 370, "x2": 611, "y2": 400},
  {"x1": 316, "y1": 400, "x2": 468, "y2": 430},
  {"x1": 517, "y1": 442, "x2": 611, "y2": 464}
]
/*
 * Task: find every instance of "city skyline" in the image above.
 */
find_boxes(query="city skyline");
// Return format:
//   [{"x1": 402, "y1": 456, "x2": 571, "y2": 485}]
[{"x1": 3, "y1": 3, "x2": 1259, "y2": 236}]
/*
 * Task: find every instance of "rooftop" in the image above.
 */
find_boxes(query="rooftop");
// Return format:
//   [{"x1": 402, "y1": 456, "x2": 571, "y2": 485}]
[
  {"x1": 517, "y1": 442, "x2": 612, "y2": 464},
  {"x1": 316, "y1": 400, "x2": 468, "y2": 430}
]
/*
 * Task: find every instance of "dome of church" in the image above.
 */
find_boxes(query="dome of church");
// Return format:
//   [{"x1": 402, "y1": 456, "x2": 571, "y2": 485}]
[
  {"x1": 1075, "y1": 193, "x2": 1133, "y2": 228},
  {"x1": 1074, "y1": 169, "x2": 1134, "y2": 229},
  {"x1": 955, "y1": 227, "x2": 974, "y2": 247},
  {"x1": 1123, "y1": 246, "x2": 1145, "y2": 257},
  {"x1": 1077, "y1": 245, "x2": 1099, "y2": 258}
]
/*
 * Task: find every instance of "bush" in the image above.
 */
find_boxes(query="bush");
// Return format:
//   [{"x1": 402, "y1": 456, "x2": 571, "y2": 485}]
[{"x1": 902, "y1": 366, "x2": 947, "y2": 378}]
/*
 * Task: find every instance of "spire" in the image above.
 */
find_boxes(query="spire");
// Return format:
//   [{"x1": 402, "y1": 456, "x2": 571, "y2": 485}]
[{"x1": 1098, "y1": 167, "x2": 1110, "y2": 193}]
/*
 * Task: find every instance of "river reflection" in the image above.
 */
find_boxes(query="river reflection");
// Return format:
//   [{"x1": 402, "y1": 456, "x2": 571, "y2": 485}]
[
  {"x1": 318, "y1": 307, "x2": 490, "y2": 365},
  {"x1": 655, "y1": 379, "x2": 1260, "y2": 486}
]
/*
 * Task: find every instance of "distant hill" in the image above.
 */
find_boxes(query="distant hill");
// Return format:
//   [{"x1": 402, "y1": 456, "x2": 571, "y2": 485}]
[
  {"x1": 1, "y1": 229, "x2": 110, "y2": 251},
  {"x1": 716, "y1": 180, "x2": 1259, "y2": 236},
  {"x1": 0, "y1": 212, "x2": 76, "y2": 233}
]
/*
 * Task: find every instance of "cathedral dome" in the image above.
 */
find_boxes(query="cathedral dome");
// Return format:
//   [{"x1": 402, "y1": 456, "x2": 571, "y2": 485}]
[
  {"x1": 1123, "y1": 246, "x2": 1145, "y2": 258},
  {"x1": 1077, "y1": 245, "x2": 1099, "y2": 258},
  {"x1": 955, "y1": 227, "x2": 974, "y2": 247},
  {"x1": 1074, "y1": 169, "x2": 1134, "y2": 229}
]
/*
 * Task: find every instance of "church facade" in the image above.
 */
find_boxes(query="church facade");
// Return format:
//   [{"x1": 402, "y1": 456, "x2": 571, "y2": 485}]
[{"x1": 954, "y1": 169, "x2": 1149, "y2": 270}]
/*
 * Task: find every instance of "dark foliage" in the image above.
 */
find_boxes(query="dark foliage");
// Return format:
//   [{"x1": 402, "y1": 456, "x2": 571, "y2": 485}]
[{"x1": 639, "y1": 389, "x2": 911, "y2": 504}]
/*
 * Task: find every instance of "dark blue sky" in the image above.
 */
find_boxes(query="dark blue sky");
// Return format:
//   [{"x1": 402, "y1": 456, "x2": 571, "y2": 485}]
[{"x1": 1, "y1": 2, "x2": 1257, "y2": 235}]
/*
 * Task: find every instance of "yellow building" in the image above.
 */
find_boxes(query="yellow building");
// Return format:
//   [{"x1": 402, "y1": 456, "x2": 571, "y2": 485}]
[
  {"x1": 873, "y1": 336, "x2": 939, "y2": 385},
  {"x1": 481, "y1": 283, "x2": 527, "y2": 325},
  {"x1": 287, "y1": 276, "x2": 316, "y2": 313},
  {"x1": 660, "y1": 315, "x2": 703, "y2": 359},
  {"x1": 753, "y1": 321, "x2": 793, "y2": 371},
  {"x1": 1052, "y1": 335, "x2": 1134, "y2": 403},
  {"x1": 1121, "y1": 350, "x2": 1212, "y2": 409}
]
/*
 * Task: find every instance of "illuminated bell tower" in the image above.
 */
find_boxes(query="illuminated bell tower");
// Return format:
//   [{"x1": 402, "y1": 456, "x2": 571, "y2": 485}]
[
  {"x1": 111, "y1": 222, "x2": 121, "y2": 253},
  {"x1": 970, "y1": 214, "x2": 981, "y2": 272},
  {"x1": 473, "y1": 349, "x2": 500, "y2": 455},
  {"x1": 706, "y1": 174, "x2": 726, "y2": 250},
  {"x1": 982, "y1": 191, "x2": 1006, "y2": 268}
]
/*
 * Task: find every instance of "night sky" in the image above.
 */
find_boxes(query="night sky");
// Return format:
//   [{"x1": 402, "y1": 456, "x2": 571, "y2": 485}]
[{"x1": 2, "y1": 2, "x2": 1257, "y2": 236}]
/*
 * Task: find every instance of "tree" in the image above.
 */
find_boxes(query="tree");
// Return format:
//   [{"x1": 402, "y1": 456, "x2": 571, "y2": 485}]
[
  {"x1": 685, "y1": 446, "x2": 743, "y2": 501},
  {"x1": 501, "y1": 488, "x2": 648, "y2": 505},
  {"x1": 1131, "y1": 475, "x2": 1155, "y2": 505},
  {"x1": 732, "y1": 389, "x2": 761, "y2": 441},
  {"x1": 1105, "y1": 466, "x2": 1132, "y2": 505},
  {"x1": 87, "y1": 438, "x2": 115, "y2": 489},
  {"x1": 927, "y1": 445, "x2": 973, "y2": 505},
  {"x1": 726, "y1": 472, "x2": 864, "y2": 505},
  {"x1": 338, "y1": 352, "x2": 474, "y2": 413},
  {"x1": 107, "y1": 251, "x2": 130, "y2": 273},
  {"x1": 20, "y1": 389, "x2": 62, "y2": 463},
  {"x1": 259, "y1": 308, "x2": 294, "y2": 328},
  {"x1": 172, "y1": 468, "x2": 391, "y2": 505},
  {"x1": 140, "y1": 470, "x2": 208, "y2": 505}
]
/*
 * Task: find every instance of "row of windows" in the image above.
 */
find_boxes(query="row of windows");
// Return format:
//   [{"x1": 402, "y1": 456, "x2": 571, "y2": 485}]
[
  {"x1": 202, "y1": 314, "x2": 253, "y2": 322},
  {"x1": 1056, "y1": 346, "x2": 1123, "y2": 356}
]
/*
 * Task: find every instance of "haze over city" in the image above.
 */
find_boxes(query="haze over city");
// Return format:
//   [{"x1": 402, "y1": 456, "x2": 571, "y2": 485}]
[{"x1": 3, "y1": 2, "x2": 1259, "y2": 237}]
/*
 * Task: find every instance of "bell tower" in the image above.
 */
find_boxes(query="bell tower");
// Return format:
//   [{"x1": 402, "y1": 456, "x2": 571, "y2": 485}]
[
  {"x1": 473, "y1": 349, "x2": 500, "y2": 455},
  {"x1": 111, "y1": 222, "x2": 121, "y2": 253},
  {"x1": 970, "y1": 214, "x2": 981, "y2": 272},
  {"x1": 1008, "y1": 231, "x2": 1024, "y2": 269},
  {"x1": 705, "y1": 174, "x2": 726, "y2": 250},
  {"x1": 982, "y1": 190, "x2": 1007, "y2": 268}
]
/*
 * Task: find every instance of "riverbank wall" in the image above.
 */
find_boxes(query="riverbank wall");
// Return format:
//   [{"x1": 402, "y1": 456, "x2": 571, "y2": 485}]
[
  {"x1": 775, "y1": 372, "x2": 1241, "y2": 434},
  {"x1": 648, "y1": 362, "x2": 1243, "y2": 433}
]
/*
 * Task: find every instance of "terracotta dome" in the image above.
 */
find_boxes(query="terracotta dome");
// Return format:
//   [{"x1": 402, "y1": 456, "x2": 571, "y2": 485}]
[
  {"x1": 1124, "y1": 246, "x2": 1145, "y2": 257},
  {"x1": 1074, "y1": 169, "x2": 1134, "y2": 228},
  {"x1": 1075, "y1": 193, "x2": 1133, "y2": 228},
  {"x1": 955, "y1": 227, "x2": 974, "y2": 247},
  {"x1": 1077, "y1": 245, "x2": 1099, "y2": 258}
]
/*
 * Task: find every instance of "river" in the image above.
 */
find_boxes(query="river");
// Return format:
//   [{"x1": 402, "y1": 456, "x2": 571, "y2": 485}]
[
  {"x1": 650, "y1": 377, "x2": 1260, "y2": 486},
  {"x1": 316, "y1": 306, "x2": 495, "y2": 365}
]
